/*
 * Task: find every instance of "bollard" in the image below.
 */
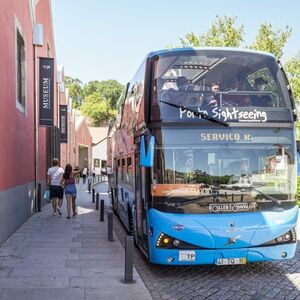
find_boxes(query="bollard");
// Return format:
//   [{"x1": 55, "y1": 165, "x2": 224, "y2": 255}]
[
  {"x1": 88, "y1": 181, "x2": 91, "y2": 194},
  {"x1": 107, "y1": 210, "x2": 114, "y2": 241},
  {"x1": 92, "y1": 188, "x2": 95, "y2": 203},
  {"x1": 123, "y1": 236, "x2": 135, "y2": 284},
  {"x1": 96, "y1": 193, "x2": 99, "y2": 210},
  {"x1": 100, "y1": 199, "x2": 105, "y2": 222},
  {"x1": 37, "y1": 183, "x2": 41, "y2": 212},
  {"x1": 97, "y1": 175, "x2": 100, "y2": 182}
]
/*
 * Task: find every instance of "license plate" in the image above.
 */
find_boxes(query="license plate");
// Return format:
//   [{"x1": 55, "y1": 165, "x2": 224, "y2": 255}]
[
  {"x1": 179, "y1": 251, "x2": 196, "y2": 262},
  {"x1": 216, "y1": 258, "x2": 246, "y2": 265}
]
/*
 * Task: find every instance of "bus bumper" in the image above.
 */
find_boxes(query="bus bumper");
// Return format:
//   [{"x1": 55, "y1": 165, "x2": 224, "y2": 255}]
[{"x1": 149, "y1": 243, "x2": 297, "y2": 265}]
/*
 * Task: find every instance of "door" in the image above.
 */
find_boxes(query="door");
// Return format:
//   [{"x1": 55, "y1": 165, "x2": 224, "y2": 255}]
[{"x1": 135, "y1": 152, "x2": 148, "y2": 252}]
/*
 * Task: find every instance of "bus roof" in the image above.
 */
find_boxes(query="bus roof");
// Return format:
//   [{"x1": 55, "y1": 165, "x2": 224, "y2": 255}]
[{"x1": 146, "y1": 47, "x2": 276, "y2": 60}]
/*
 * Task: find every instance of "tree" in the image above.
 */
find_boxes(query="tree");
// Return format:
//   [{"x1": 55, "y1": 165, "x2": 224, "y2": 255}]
[
  {"x1": 249, "y1": 23, "x2": 291, "y2": 59},
  {"x1": 83, "y1": 80, "x2": 100, "y2": 98},
  {"x1": 64, "y1": 76, "x2": 83, "y2": 108},
  {"x1": 96, "y1": 80, "x2": 124, "y2": 108},
  {"x1": 83, "y1": 80, "x2": 124, "y2": 108},
  {"x1": 179, "y1": 16, "x2": 244, "y2": 48},
  {"x1": 80, "y1": 92, "x2": 116, "y2": 126},
  {"x1": 285, "y1": 52, "x2": 300, "y2": 101}
]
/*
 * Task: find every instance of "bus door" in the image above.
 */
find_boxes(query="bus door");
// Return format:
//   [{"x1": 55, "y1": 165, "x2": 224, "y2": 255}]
[
  {"x1": 135, "y1": 152, "x2": 149, "y2": 252},
  {"x1": 113, "y1": 158, "x2": 119, "y2": 213}
]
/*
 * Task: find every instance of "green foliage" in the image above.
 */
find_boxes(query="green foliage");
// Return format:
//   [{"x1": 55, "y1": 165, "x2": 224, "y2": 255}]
[
  {"x1": 68, "y1": 79, "x2": 124, "y2": 126},
  {"x1": 179, "y1": 16, "x2": 244, "y2": 48},
  {"x1": 83, "y1": 80, "x2": 100, "y2": 97},
  {"x1": 80, "y1": 92, "x2": 116, "y2": 126},
  {"x1": 96, "y1": 80, "x2": 124, "y2": 108},
  {"x1": 285, "y1": 52, "x2": 300, "y2": 101},
  {"x1": 82, "y1": 80, "x2": 123, "y2": 108},
  {"x1": 64, "y1": 76, "x2": 83, "y2": 108},
  {"x1": 177, "y1": 16, "x2": 291, "y2": 61},
  {"x1": 249, "y1": 23, "x2": 291, "y2": 59}
]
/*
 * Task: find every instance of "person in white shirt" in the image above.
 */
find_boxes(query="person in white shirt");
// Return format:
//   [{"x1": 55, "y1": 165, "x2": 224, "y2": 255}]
[
  {"x1": 47, "y1": 158, "x2": 64, "y2": 216},
  {"x1": 82, "y1": 166, "x2": 88, "y2": 184}
]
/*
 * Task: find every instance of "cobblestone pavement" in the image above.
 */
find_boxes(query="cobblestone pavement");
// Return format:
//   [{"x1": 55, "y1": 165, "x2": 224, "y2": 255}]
[{"x1": 96, "y1": 181, "x2": 300, "y2": 300}]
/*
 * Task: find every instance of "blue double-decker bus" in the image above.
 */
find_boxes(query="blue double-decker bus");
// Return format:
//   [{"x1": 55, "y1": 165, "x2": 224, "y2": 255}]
[{"x1": 107, "y1": 48, "x2": 298, "y2": 265}]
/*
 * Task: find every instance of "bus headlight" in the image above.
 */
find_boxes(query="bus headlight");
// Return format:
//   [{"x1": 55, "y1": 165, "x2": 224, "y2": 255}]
[
  {"x1": 262, "y1": 228, "x2": 297, "y2": 246},
  {"x1": 156, "y1": 233, "x2": 199, "y2": 249}
]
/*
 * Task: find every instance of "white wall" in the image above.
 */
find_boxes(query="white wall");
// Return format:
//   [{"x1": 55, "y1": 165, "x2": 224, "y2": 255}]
[{"x1": 92, "y1": 140, "x2": 107, "y2": 174}]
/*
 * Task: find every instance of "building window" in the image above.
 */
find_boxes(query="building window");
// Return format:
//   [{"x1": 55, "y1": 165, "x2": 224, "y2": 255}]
[
  {"x1": 16, "y1": 29, "x2": 25, "y2": 110},
  {"x1": 127, "y1": 157, "x2": 132, "y2": 183},
  {"x1": 121, "y1": 158, "x2": 126, "y2": 181},
  {"x1": 94, "y1": 158, "x2": 100, "y2": 168}
]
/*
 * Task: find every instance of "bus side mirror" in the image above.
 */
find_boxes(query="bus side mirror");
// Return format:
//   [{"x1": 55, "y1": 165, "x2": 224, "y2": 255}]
[{"x1": 140, "y1": 134, "x2": 155, "y2": 167}]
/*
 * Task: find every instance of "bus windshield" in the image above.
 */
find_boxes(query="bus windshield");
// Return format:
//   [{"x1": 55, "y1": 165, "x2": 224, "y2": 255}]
[
  {"x1": 151, "y1": 50, "x2": 292, "y2": 123},
  {"x1": 151, "y1": 127, "x2": 297, "y2": 214}
]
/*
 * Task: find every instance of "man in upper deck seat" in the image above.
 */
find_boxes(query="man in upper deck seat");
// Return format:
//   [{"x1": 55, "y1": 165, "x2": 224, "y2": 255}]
[
  {"x1": 222, "y1": 77, "x2": 252, "y2": 107},
  {"x1": 252, "y1": 77, "x2": 273, "y2": 107}
]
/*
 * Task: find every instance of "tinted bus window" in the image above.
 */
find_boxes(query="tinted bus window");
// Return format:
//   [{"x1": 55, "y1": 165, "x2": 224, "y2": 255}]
[{"x1": 151, "y1": 50, "x2": 291, "y2": 123}]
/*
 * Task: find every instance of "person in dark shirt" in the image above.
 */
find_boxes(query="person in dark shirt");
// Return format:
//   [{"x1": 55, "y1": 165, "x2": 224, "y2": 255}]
[{"x1": 253, "y1": 77, "x2": 273, "y2": 107}]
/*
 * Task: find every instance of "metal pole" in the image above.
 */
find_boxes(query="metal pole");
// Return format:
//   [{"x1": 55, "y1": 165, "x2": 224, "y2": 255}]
[
  {"x1": 92, "y1": 188, "x2": 95, "y2": 203},
  {"x1": 96, "y1": 193, "x2": 99, "y2": 210},
  {"x1": 123, "y1": 236, "x2": 135, "y2": 284},
  {"x1": 100, "y1": 199, "x2": 104, "y2": 222},
  {"x1": 107, "y1": 210, "x2": 114, "y2": 241},
  {"x1": 33, "y1": 45, "x2": 38, "y2": 213},
  {"x1": 37, "y1": 183, "x2": 41, "y2": 212}
]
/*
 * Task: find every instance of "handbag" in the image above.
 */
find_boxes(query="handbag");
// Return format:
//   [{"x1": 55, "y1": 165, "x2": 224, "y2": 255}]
[{"x1": 43, "y1": 190, "x2": 51, "y2": 202}]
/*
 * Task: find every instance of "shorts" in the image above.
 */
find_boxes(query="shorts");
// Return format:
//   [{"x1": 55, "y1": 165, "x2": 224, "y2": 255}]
[
  {"x1": 65, "y1": 184, "x2": 77, "y2": 196},
  {"x1": 49, "y1": 185, "x2": 64, "y2": 199}
]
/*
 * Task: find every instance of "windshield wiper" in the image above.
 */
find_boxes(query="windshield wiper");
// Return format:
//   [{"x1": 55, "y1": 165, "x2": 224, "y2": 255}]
[
  {"x1": 247, "y1": 187, "x2": 282, "y2": 206},
  {"x1": 159, "y1": 100, "x2": 229, "y2": 127},
  {"x1": 173, "y1": 196, "x2": 211, "y2": 207},
  {"x1": 173, "y1": 193, "x2": 228, "y2": 207}
]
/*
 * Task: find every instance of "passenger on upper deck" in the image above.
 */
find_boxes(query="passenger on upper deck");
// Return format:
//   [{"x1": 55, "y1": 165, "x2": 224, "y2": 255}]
[
  {"x1": 252, "y1": 77, "x2": 273, "y2": 107},
  {"x1": 202, "y1": 82, "x2": 220, "y2": 108},
  {"x1": 223, "y1": 77, "x2": 252, "y2": 107},
  {"x1": 176, "y1": 76, "x2": 194, "y2": 92}
]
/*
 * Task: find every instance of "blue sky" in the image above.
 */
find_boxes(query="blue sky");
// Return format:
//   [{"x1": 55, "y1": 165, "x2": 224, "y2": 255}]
[{"x1": 51, "y1": 0, "x2": 300, "y2": 85}]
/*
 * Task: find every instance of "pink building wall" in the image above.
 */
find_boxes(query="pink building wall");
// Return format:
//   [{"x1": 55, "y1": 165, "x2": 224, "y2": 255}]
[
  {"x1": 0, "y1": 0, "x2": 35, "y2": 190},
  {"x1": 0, "y1": 0, "x2": 58, "y2": 244},
  {"x1": 0, "y1": 0, "x2": 57, "y2": 190}
]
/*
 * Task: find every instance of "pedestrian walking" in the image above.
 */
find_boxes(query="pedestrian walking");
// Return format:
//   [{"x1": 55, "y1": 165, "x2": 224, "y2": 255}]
[
  {"x1": 92, "y1": 167, "x2": 96, "y2": 183},
  {"x1": 47, "y1": 158, "x2": 64, "y2": 216},
  {"x1": 61, "y1": 164, "x2": 80, "y2": 219},
  {"x1": 82, "y1": 166, "x2": 88, "y2": 184},
  {"x1": 74, "y1": 166, "x2": 80, "y2": 183}
]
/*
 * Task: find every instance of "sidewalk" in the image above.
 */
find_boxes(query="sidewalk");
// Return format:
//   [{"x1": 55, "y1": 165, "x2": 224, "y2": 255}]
[{"x1": 0, "y1": 179, "x2": 152, "y2": 300}]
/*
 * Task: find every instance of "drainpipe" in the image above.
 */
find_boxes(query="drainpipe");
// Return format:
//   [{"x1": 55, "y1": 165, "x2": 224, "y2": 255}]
[{"x1": 33, "y1": 24, "x2": 43, "y2": 212}]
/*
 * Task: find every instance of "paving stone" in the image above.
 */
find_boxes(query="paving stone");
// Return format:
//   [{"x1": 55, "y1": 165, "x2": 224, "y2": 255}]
[
  {"x1": 0, "y1": 288, "x2": 85, "y2": 300},
  {"x1": 0, "y1": 266, "x2": 12, "y2": 277},
  {"x1": 0, "y1": 277, "x2": 70, "y2": 288},
  {"x1": 85, "y1": 286, "x2": 152, "y2": 300},
  {"x1": 9, "y1": 266, "x2": 80, "y2": 277}
]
